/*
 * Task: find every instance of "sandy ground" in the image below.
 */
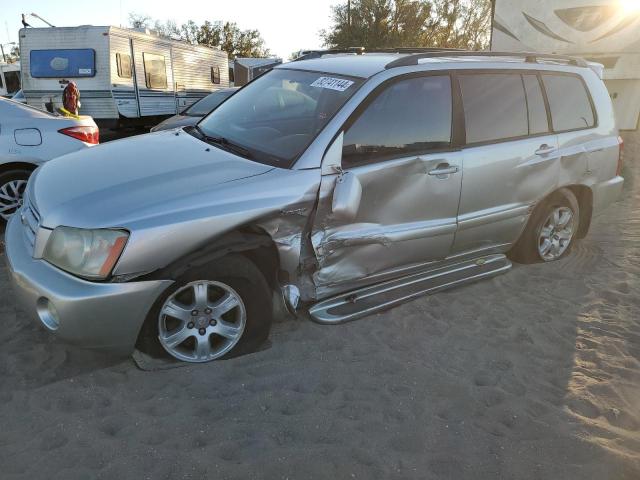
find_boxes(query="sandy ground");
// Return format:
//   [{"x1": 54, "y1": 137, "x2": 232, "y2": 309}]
[{"x1": 0, "y1": 133, "x2": 639, "y2": 479}]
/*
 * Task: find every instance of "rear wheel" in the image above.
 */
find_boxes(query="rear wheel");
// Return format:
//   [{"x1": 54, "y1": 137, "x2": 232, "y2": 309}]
[
  {"x1": 509, "y1": 189, "x2": 580, "y2": 264},
  {"x1": 140, "y1": 254, "x2": 273, "y2": 363},
  {"x1": 0, "y1": 169, "x2": 31, "y2": 223}
]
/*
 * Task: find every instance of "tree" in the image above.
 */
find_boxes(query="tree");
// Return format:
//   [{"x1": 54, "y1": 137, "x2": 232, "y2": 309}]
[
  {"x1": 128, "y1": 14, "x2": 270, "y2": 59},
  {"x1": 321, "y1": 0, "x2": 492, "y2": 50},
  {"x1": 128, "y1": 13, "x2": 151, "y2": 29},
  {"x1": 3, "y1": 45, "x2": 20, "y2": 63}
]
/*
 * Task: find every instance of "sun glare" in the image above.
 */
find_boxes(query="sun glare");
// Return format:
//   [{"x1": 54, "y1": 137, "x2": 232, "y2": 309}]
[{"x1": 619, "y1": 0, "x2": 640, "y2": 14}]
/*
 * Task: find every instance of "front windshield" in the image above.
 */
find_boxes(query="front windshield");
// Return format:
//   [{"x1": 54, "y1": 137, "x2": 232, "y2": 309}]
[
  {"x1": 184, "y1": 90, "x2": 235, "y2": 116},
  {"x1": 195, "y1": 68, "x2": 363, "y2": 167}
]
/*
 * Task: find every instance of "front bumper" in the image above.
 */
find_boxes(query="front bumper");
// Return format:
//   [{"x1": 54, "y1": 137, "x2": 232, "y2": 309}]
[
  {"x1": 592, "y1": 175, "x2": 624, "y2": 215},
  {"x1": 4, "y1": 214, "x2": 173, "y2": 355}
]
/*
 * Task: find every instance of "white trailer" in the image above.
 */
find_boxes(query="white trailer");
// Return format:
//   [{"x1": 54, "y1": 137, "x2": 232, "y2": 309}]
[
  {"x1": 19, "y1": 26, "x2": 229, "y2": 128},
  {"x1": 491, "y1": 0, "x2": 640, "y2": 130},
  {"x1": 0, "y1": 63, "x2": 20, "y2": 97}
]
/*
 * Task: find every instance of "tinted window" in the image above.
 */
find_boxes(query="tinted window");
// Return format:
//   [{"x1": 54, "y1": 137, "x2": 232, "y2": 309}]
[
  {"x1": 342, "y1": 75, "x2": 452, "y2": 166},
  {"x1": 197, "y1": 69, "x2": 362, "y2": 167},
  {"x1": 184, "y1": 90, "x2": 235, "y2": 116},
  {"x1": 143, "y1": 53, "x2": 167, "y2": 89},
  {"x1": 522, "y1": 75, "x2": 549, "y2": 135},
  {"x1": 116, "y1": 53, "x2": 132, "y2": 79},
  {"x1": 460, "y1": 74, "x2": 528, "y2": 144},
  {"x1": 542, "y1": 74, "x2": 595, "y2": 131},
  {"x1": 4, "y1": 71, "x2": 20, "y2": 95},
  {"x1": 30, "y1": 49, "x2": 95, "y2": 78}
]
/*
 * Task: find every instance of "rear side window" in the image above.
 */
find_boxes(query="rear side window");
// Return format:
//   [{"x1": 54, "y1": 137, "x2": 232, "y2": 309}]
[
  {"x1": 522, "y1": 75, "x2": 549, "y2": 135},
  {"x1": 459, "y1": 73, "x2": 528, "y2": 144},
  {"x1": 343, "y1": 75, "x2": 452, "y2": 166},
  {"x1": 143, "y1": 52, "x2": 167, "y2": 89},
  {"x1": 116, "y1": 53, "x2": 132, "y2": 79},
  {"x1": 542, "y1": 74, "x2": 595, "y2": 131}
]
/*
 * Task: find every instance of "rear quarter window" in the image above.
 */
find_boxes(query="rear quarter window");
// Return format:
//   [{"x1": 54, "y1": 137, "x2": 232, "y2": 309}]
[{"x1": 542, "y1": 74, "x2": 595, "y2": 131}]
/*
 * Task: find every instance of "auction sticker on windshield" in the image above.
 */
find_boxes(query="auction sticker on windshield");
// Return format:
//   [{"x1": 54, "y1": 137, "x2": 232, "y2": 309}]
[{"x1": 311, "y1": 77, "x2": 354, "y2": 92}]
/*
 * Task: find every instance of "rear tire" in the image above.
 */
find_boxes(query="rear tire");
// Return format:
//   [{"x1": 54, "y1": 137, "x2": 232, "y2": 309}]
[
  {"x1": 0, "y1": 169, "x2": 31, "y2": 223},
  {"x1": 509, "y1": 189, "x2": 580, "y2": 264},
  {"x1": 138, "y1": 254, "x2": 273, "y2": 362}
]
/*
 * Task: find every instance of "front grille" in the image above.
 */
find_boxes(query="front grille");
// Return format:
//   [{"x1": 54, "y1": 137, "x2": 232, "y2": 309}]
[{"x1": 21, "y1": 193, "x2": 41, "y2": 252}]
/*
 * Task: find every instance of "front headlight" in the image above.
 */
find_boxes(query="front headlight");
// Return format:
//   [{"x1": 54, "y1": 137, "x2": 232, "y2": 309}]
[{"x1": 43, "y1": 227, "x2": 129, "y2": 280}]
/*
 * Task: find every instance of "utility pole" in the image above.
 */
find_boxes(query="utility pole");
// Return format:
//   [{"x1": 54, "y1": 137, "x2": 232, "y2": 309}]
[{"x1": 0, "y1": 44, "x2": 6, "y2": 63}]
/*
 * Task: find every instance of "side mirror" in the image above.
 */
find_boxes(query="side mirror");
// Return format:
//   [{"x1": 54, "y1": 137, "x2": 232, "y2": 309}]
[{"x1": 332, "y1": 171, "x2": 362, "y2": 221}]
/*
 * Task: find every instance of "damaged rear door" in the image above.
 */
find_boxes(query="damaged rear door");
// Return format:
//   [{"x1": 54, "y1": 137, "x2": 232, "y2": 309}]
[{"x1": 310, "y1": 73, "x2": 463, "y2": 292}]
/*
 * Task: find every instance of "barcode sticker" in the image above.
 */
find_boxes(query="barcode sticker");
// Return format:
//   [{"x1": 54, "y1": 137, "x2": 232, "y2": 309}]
[{"x1": 310, "y1": 76, "x2": 354, "y2": 92}]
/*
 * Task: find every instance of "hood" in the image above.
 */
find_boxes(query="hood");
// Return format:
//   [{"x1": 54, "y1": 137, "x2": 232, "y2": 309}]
[
  {"x1": 31, "y1": 129, "x2": 274, "y2": 229},
  {"x1": 150, "y1": 115, "x2": 199, "y2": 132}
]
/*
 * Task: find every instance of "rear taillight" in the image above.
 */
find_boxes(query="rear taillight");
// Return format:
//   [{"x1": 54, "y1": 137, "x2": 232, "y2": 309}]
[
  {"x1": 617, "y1": 135, "x2": 624, "y2": 176},
  {"x1": 58, "y1": 126, "x2": 100, "y2": 145}
]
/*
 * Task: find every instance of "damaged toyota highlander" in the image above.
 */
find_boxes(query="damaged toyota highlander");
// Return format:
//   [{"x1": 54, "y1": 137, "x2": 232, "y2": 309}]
[{"x1": 5, "y1": 50, "x2": 624, "y2": 363}]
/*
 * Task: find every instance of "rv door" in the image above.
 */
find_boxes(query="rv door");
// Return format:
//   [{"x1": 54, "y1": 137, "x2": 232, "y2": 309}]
[{"x1": 133, "y1": 40, "x2": 176, "y2": 117}]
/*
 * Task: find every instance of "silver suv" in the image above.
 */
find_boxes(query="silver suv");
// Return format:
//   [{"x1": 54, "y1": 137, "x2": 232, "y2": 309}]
[{"x1": 5, "y1": 50, "x2": 624, "y2": 363}]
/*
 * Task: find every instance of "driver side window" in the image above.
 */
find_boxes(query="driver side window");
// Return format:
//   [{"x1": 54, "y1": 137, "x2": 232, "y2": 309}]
[{"x1": 342, "y1": 75, "x2": 452, "y2": 168}]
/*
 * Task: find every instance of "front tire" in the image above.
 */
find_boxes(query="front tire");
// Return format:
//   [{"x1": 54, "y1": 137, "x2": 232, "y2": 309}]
[
  {"x1": 0, "y1": 169, "x2": 31, "y2": 223},
  {"x1": 139, "y1": 254, "x2": 273, "y2": 363},
  {"x1": 509, "y1": 189, "x2": 580, "y2": 264}
]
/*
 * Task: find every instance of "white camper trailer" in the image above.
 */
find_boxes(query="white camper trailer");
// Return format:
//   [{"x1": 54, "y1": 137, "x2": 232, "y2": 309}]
[
  {"x1": 19, "y1": 26, "x2": 229, "y2": 128},
  {"x1": 491, "y1": 0, "x2": 640, "y2": 130},
  {"x1": 0, "y1": 63, "x2": 20, "y2": 97}
]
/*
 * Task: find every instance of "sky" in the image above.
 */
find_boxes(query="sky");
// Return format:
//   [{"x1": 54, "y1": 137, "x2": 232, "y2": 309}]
[{"x1": 1, "y1": 0, "x2": 336, "y2": 59}]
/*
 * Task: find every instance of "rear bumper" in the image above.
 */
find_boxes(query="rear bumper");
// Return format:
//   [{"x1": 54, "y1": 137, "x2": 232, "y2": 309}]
[
  {"x1": 592, "y1": 175, "x2": 624, "y2": 214},
  {"x1": 4, "y1": 214, "x2": 173, "y2": 355}
]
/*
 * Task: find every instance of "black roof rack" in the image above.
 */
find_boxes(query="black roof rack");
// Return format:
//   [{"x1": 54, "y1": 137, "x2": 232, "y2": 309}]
[
  {"x1": 293, "y1": 46, "x2": 464, "y2": 62},
  {"x1": 294, "y1": 47, "x2": 366, "y2": 61},
  {"x1": 384, "y1": 50, "x2": 588, "y2": 69}
]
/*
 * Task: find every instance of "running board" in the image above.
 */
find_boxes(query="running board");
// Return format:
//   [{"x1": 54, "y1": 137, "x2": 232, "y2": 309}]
[{"x1": 308, "y1": 254, "x2": 512, "y2": 324}]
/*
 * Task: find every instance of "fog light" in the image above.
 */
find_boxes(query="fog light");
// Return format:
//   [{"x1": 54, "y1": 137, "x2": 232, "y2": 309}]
[{"x1": 36, "y1": 297, "x2": 60, "y2": 331}]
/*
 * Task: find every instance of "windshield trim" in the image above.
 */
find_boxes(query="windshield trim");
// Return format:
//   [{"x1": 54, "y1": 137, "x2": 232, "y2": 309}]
[{"x1": 193, "y1": 68, "x2": 366, "y2": 169}]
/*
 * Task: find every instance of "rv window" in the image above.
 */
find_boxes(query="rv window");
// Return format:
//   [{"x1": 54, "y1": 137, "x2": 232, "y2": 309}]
[
  {"x1": 459, "y1": 73, "x2": 528, "y2": 144},
  {"x1": 143, "y1": 52, "x2": 168, "y2": 89},
  {"x1": 30, "y1": 49, "x2": 96, "y2": 78},
  {"x1": 542, "y1": 74, "x2": 595, "y2": 132},
  {"x1": 211, "y1": 66, "x2": 221, "y2": 84},
  {"x1": 116, "y1": 53, "x2": 132, "y2": 79}
]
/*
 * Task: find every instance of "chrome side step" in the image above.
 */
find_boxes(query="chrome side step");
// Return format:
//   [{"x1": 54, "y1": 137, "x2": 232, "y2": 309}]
[{"x1": 308, "y1": 254, "x2": 512, "y2": 324}]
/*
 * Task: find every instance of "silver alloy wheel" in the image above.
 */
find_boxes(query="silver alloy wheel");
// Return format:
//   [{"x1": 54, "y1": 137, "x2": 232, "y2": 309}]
[
  {"x1": 158, "y1": 280, "x2": 247, "y2": 363},
  {"x1": 0, "y1": 179, "x2": 28, "y2": 221},
  {"x1": 537, "y1": 206, "x2": 575, "y2": 261}
]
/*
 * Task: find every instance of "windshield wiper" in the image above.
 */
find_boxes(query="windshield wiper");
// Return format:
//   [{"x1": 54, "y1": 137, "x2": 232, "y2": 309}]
[{"x1": 191, "y1": 125, "x2": 254, "y2": 159}]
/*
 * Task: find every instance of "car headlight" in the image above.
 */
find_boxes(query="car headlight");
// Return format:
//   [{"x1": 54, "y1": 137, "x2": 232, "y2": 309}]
[{"x1": 43, "y1": 227, "x2": 129, "y2": 280}]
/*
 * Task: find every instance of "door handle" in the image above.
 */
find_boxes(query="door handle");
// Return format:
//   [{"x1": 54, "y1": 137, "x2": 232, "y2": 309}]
[
  {"x1": 535, "y1": 144, "x2": 556, "y2": 156},
  {"x1": 428, "y1": 164, "x2": 459, "y2": 177}
]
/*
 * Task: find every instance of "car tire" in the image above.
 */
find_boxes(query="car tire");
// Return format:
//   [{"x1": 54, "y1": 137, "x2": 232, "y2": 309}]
[
  {"x1": 138, "y1": 254, "x2": 273, "y2": 363},
  {"x1": 0, "y1": 169, "x2": 31, "y2": 223},
  {"x1": 509, "y1": 189, "x2": 580, "y2": 264}
]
